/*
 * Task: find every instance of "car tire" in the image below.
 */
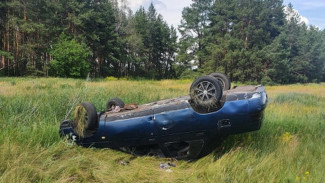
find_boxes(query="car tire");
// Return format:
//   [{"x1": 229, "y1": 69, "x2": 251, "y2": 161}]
[
  {"x1": 209, "y1": 72, "x2": 231, "y2": 91},
  {"x1": 72, "y1": 102, "x2": 98, "y2": 137},
  {"x1": 80, "y1": 102, "x2": 98, "y2": 130},
  {"x1": 106, "y1": 97, "x2": 125, "y2": 111},
  {"x1": 190, "y1": 75, "x2": 223, "y2": 112}
]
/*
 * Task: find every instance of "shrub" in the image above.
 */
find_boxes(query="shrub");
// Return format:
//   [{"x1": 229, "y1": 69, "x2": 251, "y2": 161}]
[
  {"x1": 261, "y1": 76, "x2": 275, "y2": 86},
  {"x1": 179, "y1": 69, "x2": 202, "y2": 79},
  {"x1": 49, "y1": 34, "x2": 92, "y2": 78},
  {"x1": 105, "y1": 76, "x2": 118, "y2": 81}
]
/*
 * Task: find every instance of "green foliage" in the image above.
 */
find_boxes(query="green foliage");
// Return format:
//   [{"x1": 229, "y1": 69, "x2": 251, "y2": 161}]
[
  {"x1": 127, "y1": 4, "x2": 178, "y2": 79},
  {"x1": 179, "y1": 69, "x2": 203, "y2": 79},
  {"x1": 177, "y1": 0, "x2": 325, "y2": 84},
  {"x1": 0, "y1": 51, "x2": 13, "y2": 60},
  {"x1": 26, "y1": 65, "x2": 46, "y2": 77},
  {"x1": 265, "y1": 5, "x2": 325, "y2": 84},
  {"x1": 177, "y1": 0, "x2": 212, "y2": 69},
  {"x1": 1, "y1": 0, "x2": 325, "y2": 83},
  {"x1": 49, "y1": 34, "x2": 91, "y2": 78},
  {"x1": 261, "y1": 75, "x2": 274, "y2": 86},
  {"x1": 205, "y1": 0, "x2": 284, "y2": 82},
  {"x1": 0, "y1": 1, "x2": 177, "y2": 79}
]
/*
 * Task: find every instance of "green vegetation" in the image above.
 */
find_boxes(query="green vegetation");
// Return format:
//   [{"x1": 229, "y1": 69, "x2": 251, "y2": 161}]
[
  {"x1": 178, "y1": 1, "x2": 325, "y2": 83},
  {"x1": 49, "y1": 34, "x2": 91, "y2": 78},
  {"x1": 0, "y1": 0, "x2": 177, "y2": 79},
  {"x1": 1, "y1": 0, "x2": 325, "y2": 83},
  {"x1": 0, "y1": 78, "x2": 324, "y2": 182}
]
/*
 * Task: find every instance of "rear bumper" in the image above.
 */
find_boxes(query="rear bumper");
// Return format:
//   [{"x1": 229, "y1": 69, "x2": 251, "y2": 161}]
[
  {"x1": 222, "y1": 88, "x2": 268, "y2": 134},
  {"x1": 59, "y1": 120, "x2": 81, "y2": 143}
]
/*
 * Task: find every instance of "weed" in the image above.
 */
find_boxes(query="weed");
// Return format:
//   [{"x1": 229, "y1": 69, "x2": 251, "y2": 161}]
[
  {"x1": 60, "y1": 83, "x2": 71, "y2": 89},
  {"x1": 273, "y1": 92, "x2": 324, "y2": 106},
  {"x1": 75, "y1": 80, "x2": 84, "y2": 88}
]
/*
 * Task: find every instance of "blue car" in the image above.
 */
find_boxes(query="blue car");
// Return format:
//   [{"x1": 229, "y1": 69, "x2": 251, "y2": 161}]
[{"x1": 60, "y1": 73, "x2": 268, "y2": 159}]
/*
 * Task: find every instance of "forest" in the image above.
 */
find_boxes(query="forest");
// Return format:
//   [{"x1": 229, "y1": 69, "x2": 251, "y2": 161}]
[{"x1": 0, "y1": 0, "x2": 325, "y2": 84}]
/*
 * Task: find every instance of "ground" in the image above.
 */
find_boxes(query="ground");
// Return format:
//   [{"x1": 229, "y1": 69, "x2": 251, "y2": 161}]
[{"x1": 0, "y1": 77, "x2": 324, "y2": 182}]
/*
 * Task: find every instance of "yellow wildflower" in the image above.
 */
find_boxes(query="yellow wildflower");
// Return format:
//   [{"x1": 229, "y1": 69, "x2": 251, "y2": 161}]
[
  {"x1": 281, "y1": 132, "x2": 293, "y2": 143},
  {"x1": 296, "y1": 176, "x2": 301, "y2": 181}
]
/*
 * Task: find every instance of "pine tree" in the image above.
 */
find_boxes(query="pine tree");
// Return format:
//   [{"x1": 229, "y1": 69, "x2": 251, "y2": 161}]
[
  {"x1": 264, "y1": 3, "x2": 325, "y2": 84},
  {"x1": 178, "y1": 0, "x2": 213, "y2": 69},
  {"x1": 204, "y1": 0, "x2": 284, "y2": 82}
]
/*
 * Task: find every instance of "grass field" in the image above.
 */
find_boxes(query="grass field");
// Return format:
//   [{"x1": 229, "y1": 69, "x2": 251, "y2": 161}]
[{"x1": 0, "y1": 77, "x2": 324, "y2": 183}]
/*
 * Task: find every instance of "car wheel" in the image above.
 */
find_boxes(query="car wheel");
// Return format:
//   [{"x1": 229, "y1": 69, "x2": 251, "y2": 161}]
[
  {"x1": 106, "y1": 97, "x2": 125, "y2": 111},
  {"x1": 190, "y1": 75, "x2": 223, "y2": 111},
  {"x1": 209, "y1": 72, "x2": 231, "y2": 91},
  {"x1": 72, "y1": 102, "x2": 98, "y2": 137}
]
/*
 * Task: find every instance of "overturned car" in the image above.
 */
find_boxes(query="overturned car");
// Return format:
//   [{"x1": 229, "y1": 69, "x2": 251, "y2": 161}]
[{"x1": 60, "y1": 73, "x2": 268, "y2": 159}]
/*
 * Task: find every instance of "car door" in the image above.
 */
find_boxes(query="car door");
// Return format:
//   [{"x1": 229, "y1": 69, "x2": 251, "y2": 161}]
[{"x1": 153, "y1": 104, "x2": 200, "y2": 136}]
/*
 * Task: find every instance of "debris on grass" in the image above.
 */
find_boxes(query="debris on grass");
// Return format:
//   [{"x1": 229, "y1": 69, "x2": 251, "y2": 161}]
[
  {"x1": 118, "y1": 160, "x2": 130, "y2": 166},
  {"x1": 159, "y1": 162, "x2": 176, "y2": 169}
]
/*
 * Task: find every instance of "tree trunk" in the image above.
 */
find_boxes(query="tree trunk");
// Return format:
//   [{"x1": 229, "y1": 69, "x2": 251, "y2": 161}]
[
  {"x1": 245, "y1": 19, "x2": 252, "y2": 49},
  {"x1": 1, "y1": 33, "x2": 5, "y2": 69},
  {"x1": 98, "y1": 57, "x2": 102, "y2": 77},
  {"x1": 6, "y1": 3, "x2": 10, "y2": 76}
]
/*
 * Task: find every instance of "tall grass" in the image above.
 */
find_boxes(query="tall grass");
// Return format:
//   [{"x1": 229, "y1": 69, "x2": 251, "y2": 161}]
[{"x1": 0, "y1": 78, "x2": 324, "y2": 182}]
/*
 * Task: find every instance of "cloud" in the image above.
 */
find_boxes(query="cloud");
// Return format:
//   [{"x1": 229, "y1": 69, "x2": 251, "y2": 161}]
[
  {"x1": 127, "y1": 0, "x2": 145, "y2": 11},
  {"x1": 129, "y1": 0, "x2": 192, "y2": 27},
  {"x1": 142, "y1": 0, "x2": 167, "y2": 11},
  {"x1": 283, "y1": 0, "x2": 324, "y2": 29},
  {"x1": 283, "y1": 0, "x2": 325, "y2": 9},
  {"x1": 127, "y1": 0, "x2": 167, "y2": 11},
  {"x1": 283, "y1": 6, "x2": 309, "y2": 25},
  {"x1": 125, "y1": 0, "x2": 192, "y2": 29},
  {"x1": 300, "y1": 16, "x2": 309, "y2": 25}
]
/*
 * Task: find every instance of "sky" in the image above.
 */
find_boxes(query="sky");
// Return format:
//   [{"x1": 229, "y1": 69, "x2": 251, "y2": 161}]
[
  {"x1": 127, "y1": 0, "x2": 325, "y2": 30},
  {"x1": 283, "y1": 0, "x2": 325, "y2": 29},
  {"x1": 127, "y1": 0, "x2": 192, "y2": 28}
]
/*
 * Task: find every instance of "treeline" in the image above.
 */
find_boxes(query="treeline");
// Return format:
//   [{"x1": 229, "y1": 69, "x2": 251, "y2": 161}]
[
  {"x1": 1, "y1": 0, "x2": 325, "y2": 84},
  {"x1": 0, "y1": 0, "x2": 177, "y2": 78},
  {"x1": 178, "y1": 0, "x2": 325, "y2": 84}
]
